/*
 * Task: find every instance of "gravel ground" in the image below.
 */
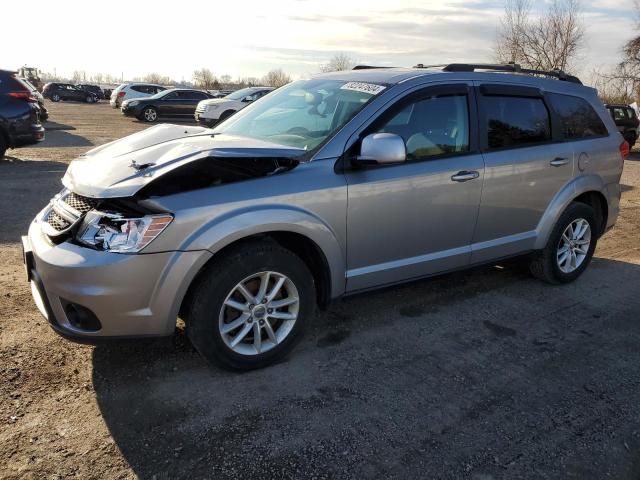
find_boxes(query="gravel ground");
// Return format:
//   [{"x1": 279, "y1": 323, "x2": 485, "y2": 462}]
[{"x1": 1, "y1": 101, "x2": 640, "y2": 479}]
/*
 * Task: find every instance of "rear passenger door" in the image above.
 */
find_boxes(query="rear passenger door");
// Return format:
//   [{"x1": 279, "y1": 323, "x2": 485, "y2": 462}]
[{"x1": 471, "y1": 83, "x2": 574, "y2": 263}]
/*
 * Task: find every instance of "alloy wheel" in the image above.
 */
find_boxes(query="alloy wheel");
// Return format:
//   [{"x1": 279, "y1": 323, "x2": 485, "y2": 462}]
[
  {"x1": 144, "y1": 108, "x2": 157, "y2": 122},
  {"x1": 557, "y1": 218, "x2": 591, "y2": 273},
  {"x1": 219, "y1": 271, "x2": 300, "y2": 356}
]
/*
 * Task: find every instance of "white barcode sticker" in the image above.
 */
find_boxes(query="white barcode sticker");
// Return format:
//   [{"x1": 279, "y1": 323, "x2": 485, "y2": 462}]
[{"x1": 340, "y1": 82, "x2": 386, "y2": 95}]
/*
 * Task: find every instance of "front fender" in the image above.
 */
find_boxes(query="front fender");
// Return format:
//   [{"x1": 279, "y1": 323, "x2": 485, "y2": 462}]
[
  {"x1": 180, "y1": 205, "x2": 346, "y2": 298},
  {"x1": 534, "y1": 174, "x2": 607, "y2": 250}
]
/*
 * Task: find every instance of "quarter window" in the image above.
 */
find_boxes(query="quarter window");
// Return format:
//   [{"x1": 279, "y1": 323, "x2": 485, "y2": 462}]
[
  {"x1": 549, "y1": 93, "x2": 608, "y2": 139},
  {"x1": 483, "y1": 96, "x2": 551, "y2": 149},
  {"x1": 376, "y1": 94, "x2": 470, "y2": 160}
]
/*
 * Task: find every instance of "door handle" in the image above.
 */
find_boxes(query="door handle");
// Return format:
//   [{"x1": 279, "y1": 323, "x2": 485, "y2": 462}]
[
  {"x1": 451, "y1": 170, "x2": 480, "y2": 182},
  {"x1": 550, "y1": 157, "x2": 569, "y2": 167}
]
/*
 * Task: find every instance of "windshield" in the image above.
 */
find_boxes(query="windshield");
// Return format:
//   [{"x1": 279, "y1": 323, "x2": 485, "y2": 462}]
[
  {"x1": 149, "y1": 89, "x2": 171, "y2": 99},
  {"x1": 213, "y1": 79, "x2": 387, "y2": 151},
  {"x1": 225, "y1": 87, "x2": 260, "y2": 101}
]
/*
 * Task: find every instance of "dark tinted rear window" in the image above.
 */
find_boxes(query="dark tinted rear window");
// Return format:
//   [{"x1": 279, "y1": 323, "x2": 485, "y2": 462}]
[
  {"x1": 483, "y1": 96, "x2": 551, "y2": 149},
  {"x1": 0, "y1": 73, "x2": 25, "y2": 93},
  {"x1": 549, "y1": 93, "x2": 608, "y2": 139}
]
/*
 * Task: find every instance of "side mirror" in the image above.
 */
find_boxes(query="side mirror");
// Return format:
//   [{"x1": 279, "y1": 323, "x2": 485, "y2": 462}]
[{"x1": 356, "y1": 133, "x2": 406, "y2": 165}]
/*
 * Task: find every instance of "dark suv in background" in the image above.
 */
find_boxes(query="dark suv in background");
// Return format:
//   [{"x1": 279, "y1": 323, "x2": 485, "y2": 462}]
[
  {"x1": 77, "y1": 84, "x2": 105, "y2": 100},
  {"x1": 0, "y1": 69, "x2": 45, "y2": 159},
  {"x1": 43, "y1": 83, "x2": 99, "y2": 103},
  {"x1": 606, "y1": 104, "x2": 639, "y2": 147}
]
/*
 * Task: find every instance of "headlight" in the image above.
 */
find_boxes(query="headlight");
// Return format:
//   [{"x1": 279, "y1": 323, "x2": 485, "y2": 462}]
[
  {"x1": 77, "y1": 211, "x2": 173, "y2": 253},
  {"x1": 128, "y1": 100, "x2": 139, "y2": 107}
]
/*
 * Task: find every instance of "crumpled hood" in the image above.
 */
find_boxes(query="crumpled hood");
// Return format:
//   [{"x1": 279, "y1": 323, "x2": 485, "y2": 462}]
[{"x1": 62, "y1": 123, "x2": 304, "y2": 198}]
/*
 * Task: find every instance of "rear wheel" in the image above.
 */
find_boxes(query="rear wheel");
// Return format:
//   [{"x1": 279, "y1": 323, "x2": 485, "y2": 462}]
[
  {"x1": 85, "y1": 95, "x2": 94, "y2": 103},
  {"x1": 186, "y1": 240, "x2": 316, "y2": 370},
  {"x1": 624, "y1": 131, "x2": 637, "y2": 147},
  {"x1": 142, "y1": 107, "x2": 158, "y2": 122},
  {"x1": 529, "y1": 202, "x2": 598, "y2": 284}
]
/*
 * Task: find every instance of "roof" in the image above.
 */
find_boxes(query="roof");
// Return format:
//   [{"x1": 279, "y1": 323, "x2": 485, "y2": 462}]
[{"x1": 313, "y1": 65, "x2": 592, "y2": 94}]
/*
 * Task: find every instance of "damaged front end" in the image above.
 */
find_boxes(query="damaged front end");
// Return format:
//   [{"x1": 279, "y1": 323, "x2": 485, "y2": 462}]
[{"x1": 41, "y1": 151, "x2": 299, "y2": 251}]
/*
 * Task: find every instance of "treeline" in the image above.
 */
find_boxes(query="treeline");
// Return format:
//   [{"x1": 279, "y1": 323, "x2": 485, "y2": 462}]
[{"x1": 39, "y1": 54, "x2": 356, "y2": 89}]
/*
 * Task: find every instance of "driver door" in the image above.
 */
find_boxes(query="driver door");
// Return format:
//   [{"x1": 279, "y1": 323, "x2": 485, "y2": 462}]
[{"x1": 344, "y1": 84, "x2": 485, "y2": 292}]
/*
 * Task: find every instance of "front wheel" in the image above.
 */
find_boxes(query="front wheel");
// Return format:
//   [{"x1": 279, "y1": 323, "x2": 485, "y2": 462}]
[
  {"x1": 529, "y1": 202, "x2": 598, "y2": 284},
  {"x1": 51, "y1": 93, "x2": 61, "y2": 102},
  {"x1": 142, "y1": 107, "x2": 158, "y2": 122},
  {"x1": 85, "y1": 95, "x2": 94, "y2": 103},
  {"x1": 186, "y1": 240, "x2": 316, "y2": 370}
]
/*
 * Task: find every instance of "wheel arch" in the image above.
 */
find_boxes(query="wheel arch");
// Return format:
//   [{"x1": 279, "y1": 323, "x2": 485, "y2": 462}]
[
  {"x1": 534, "y1": 175, "x2": 610, "y2": 249},
  {"x1": 171, "y1": 209, "x2": 346, "y2": 331}
]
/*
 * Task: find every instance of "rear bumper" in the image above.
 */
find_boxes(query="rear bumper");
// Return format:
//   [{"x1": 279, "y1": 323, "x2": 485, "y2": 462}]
[
  {"x1": 24, "y1": 217, "x2": 211, "y2": 343},
  {"x1": 13, "y1": 125, "x2": 45, "y2": 147}
]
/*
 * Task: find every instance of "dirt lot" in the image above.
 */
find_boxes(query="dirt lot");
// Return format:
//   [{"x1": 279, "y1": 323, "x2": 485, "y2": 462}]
[{"x1": 1, "y1": 101, "x2": 640, "y2": 480}]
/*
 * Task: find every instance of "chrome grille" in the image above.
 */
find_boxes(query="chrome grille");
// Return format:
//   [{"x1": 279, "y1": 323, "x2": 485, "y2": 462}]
[
  {"x1": 43, "y1": 190, "x2": 100, "y2": 236},
  {"x1": 46, "y1": 210, "x2": 71, "y2": 231},
  {"x1": 64, "y1": 192, "x2": 99, "y2": 214}
]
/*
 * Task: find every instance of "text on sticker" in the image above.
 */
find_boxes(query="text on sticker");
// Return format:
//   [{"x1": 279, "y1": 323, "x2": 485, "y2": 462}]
[{"x1": 340, "y1": 82, "x2": 386, "y2": 95}]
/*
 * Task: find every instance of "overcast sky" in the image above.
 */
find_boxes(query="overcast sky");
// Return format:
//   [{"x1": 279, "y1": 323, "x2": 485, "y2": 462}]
[{"x1": 3, "y1": 0, "x2": 637, "y2": 84}]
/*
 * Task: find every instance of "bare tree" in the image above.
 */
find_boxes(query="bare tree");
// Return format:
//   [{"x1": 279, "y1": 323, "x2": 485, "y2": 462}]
[
  {"x1": 143, "y1": 72, "x2": 174, "y2": 85},
  {"x1": 495, "y1": 0, "x2": 584, "y2": 72},
  {"x1": 193, "y1": 68, "x2": 218, "y2": 89},
  {"x1": 262, "y1": 69, "x2": 292, "y2": 87},
  {"x1": 71, "y1": 70, "x2": 84, "y2": 83},
  {"x1": 91, "y1": 72, "x2": 104, "y2": 84},
  {"x1": 591, "y1": 66, "x2": 638, "y2": 104},
  {"x1": 319, "y1": 53, "x2": 355, "y2": 73}
]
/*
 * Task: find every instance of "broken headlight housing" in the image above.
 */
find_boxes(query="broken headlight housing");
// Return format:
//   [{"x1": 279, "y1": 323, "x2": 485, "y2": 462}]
[{"x1": 76, "y1": 211, "x2": 173, "y2": 253}]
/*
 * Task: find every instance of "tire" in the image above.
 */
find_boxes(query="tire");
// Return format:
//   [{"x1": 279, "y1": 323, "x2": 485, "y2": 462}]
[
  {"x1": 142, "y1": 106, "x2": 158, "y2": 123},
  {"x1": 186, "y1": 239, "x2": 316, "y2": 370},
  {"x1": 624, "y1": 131, "x2": 637, "y2": 148},
  {"x1": 529, "y1": 202, "x2": 598, "y2": 284},
  {"x1": 85, "y1": 95, "x2": 94, "y2": 103},
  {"x1": 218, "y1": 110, "x2": 235, "y2": 123},
  {"x1": 51, "y1": 93, "x2": 60, "y2": 102},
  {"x1": 0, "y1": 134, "x2": 7, "y2": 160}
]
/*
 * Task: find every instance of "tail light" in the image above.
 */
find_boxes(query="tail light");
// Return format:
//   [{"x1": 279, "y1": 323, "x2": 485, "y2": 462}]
[
  {"x1": 117, "y1": 91, "x2": 126, "y2": 97},
  {"x1": 620, "y1": 140, "x2": 630, "y2": 160},
  {"x1": 7, "y1": 91, "x2": 38, "y2": 102}
]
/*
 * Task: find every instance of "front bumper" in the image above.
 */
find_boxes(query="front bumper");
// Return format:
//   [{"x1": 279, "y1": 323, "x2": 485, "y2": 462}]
[
  {"x1": 24, "y1": 216, "x2": 211, "y2": 342},
  {"x1": 120, "y1": 104, "x2": 142, "y2": 117},
  {"x1": 195, "y1": 110, "x2": 220, "y2": 126}
]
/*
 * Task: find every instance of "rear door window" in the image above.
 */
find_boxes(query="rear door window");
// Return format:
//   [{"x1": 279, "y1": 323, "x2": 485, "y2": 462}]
[
  {"x1": 481, "y1": 96, "x2": 551, "y2": 149},
  {"x1": 549, "y1": 93, "x2": 608, "y2": 139}
]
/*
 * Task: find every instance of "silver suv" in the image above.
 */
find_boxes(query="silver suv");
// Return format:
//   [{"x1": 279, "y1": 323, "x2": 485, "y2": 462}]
[{"x1": 23, "y1": 63, "x2": 626, "y2": 369}]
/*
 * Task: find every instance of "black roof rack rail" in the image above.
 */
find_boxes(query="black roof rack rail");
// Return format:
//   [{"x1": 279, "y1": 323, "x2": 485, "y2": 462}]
[
  {"x1": 352, "y1": 65, "x2": 394, "y2": 70},
  {"x1": 412, "y1": 62, "x2": 582, "y2": 84}
]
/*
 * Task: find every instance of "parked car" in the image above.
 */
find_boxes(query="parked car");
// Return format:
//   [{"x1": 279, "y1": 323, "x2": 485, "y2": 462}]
[
  {"x1": 121, "y1": 88, "x2": 213, "y2": 122},
  {"x1": 77, "y1": 84, "x2": 105, "y2": 100},
  {"x1": 0, "y1": 69, "x2": 44, "y2": 159},
  {"x1": 605, "y1": 103, "x2": 639, "y2": 147},
  {"x1": 110, "y1": 83, "x2": 166, "y2": 108},
  {"x1": 207, "y1": 89, "x2": 235, "y2": 98},
  {"x1": 20, "y1": 77, "x2": 49, "y2": 121},
  {"x1": 23, "y1": 63, "x2": 625, "y2": 370},
  {"x1": 43, "y1": 83, "x2": 99, "y2": 103},
  {"x1": 195, "y1": 87, "x2": 274, "y2": 127}
]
